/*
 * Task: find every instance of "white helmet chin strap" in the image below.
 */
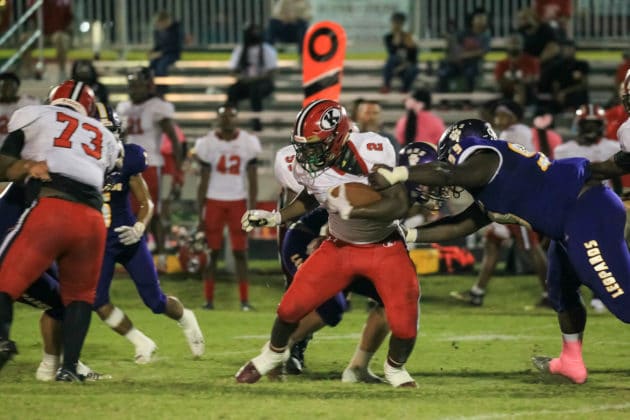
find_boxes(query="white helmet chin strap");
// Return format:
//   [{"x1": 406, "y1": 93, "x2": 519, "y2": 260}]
[{"x1": 50, "y1": 98, "x2": 87, "y2": 115}]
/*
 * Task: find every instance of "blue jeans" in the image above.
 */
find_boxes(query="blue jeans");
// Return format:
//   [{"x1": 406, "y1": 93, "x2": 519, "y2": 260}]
[{"x1": 383, "y1": 55, "x2": 419, "y2": 92}]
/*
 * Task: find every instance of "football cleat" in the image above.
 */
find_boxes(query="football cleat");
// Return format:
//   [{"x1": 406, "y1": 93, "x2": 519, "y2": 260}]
[
  {"x1": 590, "y1": 298, "x2": 606, "y2": 314},
  {"x1": 285, "y1": 339, "x2": 309, "y2": 375},
  {"x1": 35, "y1": 359, "x2": 59, "y2": 381},
  {"x1": 77, "y1": 360, "x2": 111, "y2": 381},
  {"x1": 240, "y1": 301, "x2": 255, "y2": 312},
  {"x1": 0, "y1": 339, "x2": 18, "y2": 372},
  {"x1": 179, "y1": 309, "x2": 205, "y2": 358},
  {"x1": 532, "y1": 356, "x2": 587, "y2": 384},
  {"x1": 384, "y1": 361, "x2": 417, "y2": 388},
  {"x1": 55, "y1": 368, "x2": 85, "y2": 383},
  {"x1": 341, "y1": 366, "x2": 384, "y2": 384},
  {"x1": 235, "y1": 344, "x2": 287, "y2": 384},
  {"x1": 134, "y1": 338, "x2": 158, "y2": 364},
  {"x1": 449, "y1": 289, "x2": 484, "y2": 306},
  {"x1": 202, "y1": 301, "x2": 214, "y2": 310}
]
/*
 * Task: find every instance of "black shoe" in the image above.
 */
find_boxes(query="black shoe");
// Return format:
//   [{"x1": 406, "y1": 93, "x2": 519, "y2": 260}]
[
  {"x1": 55, "y1": 368, "x2": 85, "y2": 383},
  {"x1": 240, "y1": 301, "x2": 254, "y2": 312},
  {"x1": 0, "y1": 339, "x2": 18, "y2": 371},
  {"x1": 450, "y1": 289, "x2": 485, "y2": 306},
  {"x1": 202, "y1": 301, "x2": 214, "y2": 310},
  {"x1": 536, "y1": 296, "x2": 553, "y2": 309},
  {"x1": 285, "y1": 337, "x2": 310, "y2": 375}
]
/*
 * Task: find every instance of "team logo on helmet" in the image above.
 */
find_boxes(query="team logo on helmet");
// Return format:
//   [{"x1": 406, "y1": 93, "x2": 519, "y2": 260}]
[
  {"x1": 449, "y1": 127, "x2": 463, "y2": 142},
  {"x1": 320, "y1": 107, "x2": 341, "y2": 130}
]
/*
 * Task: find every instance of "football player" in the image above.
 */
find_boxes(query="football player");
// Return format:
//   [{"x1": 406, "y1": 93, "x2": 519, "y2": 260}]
[
  {"x1": 236, "y1": 99, "x2": 420, "y2": 388},
  {"x1": 194, "y1": 104, "x2": 260, "y2": 311},
  {"x1": 554, "y1": 104, "x2": 621, "y2": 313},
  {"x1": 94, "y1": 104, "x2": 204, "y2": 363},
  {"x1": 371, "y1": 118, "x2": 630, "y2": 384},
  {"x1": 273, "y1": 144, "x2": 389, "y2": 382},
  {"x1": 0, "y1": 80, "x2": 121, "y2": 381},
  {"x1": 116, "y1": 67, "x2": 183, "y2": 271}
]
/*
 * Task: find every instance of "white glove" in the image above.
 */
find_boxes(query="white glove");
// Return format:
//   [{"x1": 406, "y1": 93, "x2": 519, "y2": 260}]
[
  {"x1": 397, "y1": 222, "x2": 418, "y2": 243},
  {"x1": 326, "y1": 184, "x2": 354, "y2": 220},
  {"x1": 114, "y1": 222, "x2": 145, "y2": 245},
  {"x1": 240, "y1": 210, "x2": 282, "y2": 232},
  {"x1": 376, "y1": 166, "x2": 409, "y2": 186}
]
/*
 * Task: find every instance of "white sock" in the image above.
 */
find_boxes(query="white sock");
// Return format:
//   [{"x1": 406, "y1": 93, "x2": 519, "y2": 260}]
[
  {"x1": 125, "y1": 327, "x2": 152, "y2": 348},
  {"x1": 251, "y1": 344, "x2": 286, "y2": 375},
  {"x1": 562, "y1": 332, "x2": 581, "y2": 342},
  {"x1": 348, "y1": 347, "x2": 375, "y2": 369},
  {"x1": 41, "y1": 352, "x2": 59, "y2": 366},
  {"x1": 471, "y1": 285, "x2": 485, "y2": 295},
  {"x1": 178, "y1": 308, "x2": 192, "y2": 328}
]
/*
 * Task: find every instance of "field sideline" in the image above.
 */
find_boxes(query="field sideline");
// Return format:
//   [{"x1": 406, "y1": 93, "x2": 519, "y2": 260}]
[{"x1": 1, "y1": 267, "x2": 630, "y2": 420}]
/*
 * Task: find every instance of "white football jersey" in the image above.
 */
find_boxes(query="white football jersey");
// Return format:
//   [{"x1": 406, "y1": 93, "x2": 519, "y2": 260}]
[
  {"x1": 293, "y1": 132, "x2": 397, "y2": 244},
  {"x1": 500, "y1": 123, "x2": 535, "y2": 152},
  {"x1": 554, "y1": 138, "x2": 619, "y2": 162},
  {"x1": 116, "y1": 97, "x2": 175, "y2": 166},
  {"x1": 0, "y1": 95, "x2": 41, "y2": 148},
  {"x1": 617, "y1": 118, "x2": 630, "y2": 152},
  {"x1": 194, "y1": 130, "x2": 262, "y2": 200},
  {"x1": 273, "y1": 145, "x2": 303, "y2": 194},
  {"x1": 8, "y1": 105, "x2": 119, "y2": 190}
]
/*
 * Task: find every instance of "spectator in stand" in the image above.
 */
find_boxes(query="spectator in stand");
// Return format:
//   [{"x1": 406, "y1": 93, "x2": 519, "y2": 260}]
[
  {"x1": 71, "y1": 60, "x2": 109, "y2": 105},
  {"x1": 380, "y1": 12, "x2": 419, "y2": 94},
  {"x1": 21, "y1": 0, "x2": 73, "y2": 80},
  {"x1": 265, "y1": 0, "x2": 311, "y2": 55},
  {"x1": 394, "y1": 89, "x2": 445, "y2": 146},
  {"x1": 355, "y1": 100, "x2": 399, "y2": 154},
  {"x1": 534, "y1": 0, "x2": 572, "y2": 38},
  {"x1": 531, "y1": 107, "x2": 563, "y2": 159},
  {"x1": 227, "y1": 23, "x2": 277, "y2": 132},
  {"x1": 149, "y1": 11, "x2": 183, "y2": 97},
  {"x1": 0, "y1": 0, "x2": 12, "y2": 33},
  {"x1": 516, "y1": 7, "x2": 565, "y2": 111},
  {"x1": 546, "y1": 39, "x2": 589, "y2": 112},
  {"x1": 494, "y1": 34, "x2": 540, "y2": 107},
  {"x1": 436, "y1": 8, "x2": 491, "y2": 92}
]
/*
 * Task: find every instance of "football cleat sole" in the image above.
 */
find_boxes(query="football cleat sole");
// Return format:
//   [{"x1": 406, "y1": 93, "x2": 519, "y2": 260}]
[{"x1": 235, "y1": 361, "x2": 262, "y2": 384}]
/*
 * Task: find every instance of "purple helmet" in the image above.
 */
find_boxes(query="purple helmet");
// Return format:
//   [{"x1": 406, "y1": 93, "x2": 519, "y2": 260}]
[{"x1": 398, "y1": 141, "x2": 448, "y2": 210}]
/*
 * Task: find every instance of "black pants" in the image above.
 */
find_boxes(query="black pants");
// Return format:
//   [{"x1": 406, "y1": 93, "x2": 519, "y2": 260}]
[{"x1": 227, "y1": 78, "x2": 274, "y2": 112}]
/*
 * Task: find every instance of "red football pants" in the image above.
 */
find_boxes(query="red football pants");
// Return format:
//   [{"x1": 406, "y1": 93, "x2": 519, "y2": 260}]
[
  {"x1": 0, "y1": 198, "x2": 107, "y2": 305},
  {"x1": 277, "y1": 237, "x2": 419, "y2": 339}
]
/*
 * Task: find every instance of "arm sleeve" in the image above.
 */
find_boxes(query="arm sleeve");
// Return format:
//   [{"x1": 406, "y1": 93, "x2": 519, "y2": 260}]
[
  {"x1": 8, "y1": 106, "x2": 38, "y2": 132},
  {"x1": 124, "y1": 144, "x2": 149, "y2": 175},
  {"x1": 193, "y1": 137, "x2": 212, "y2": 164},
  {"x1": 0, "y1": 130, "x2": 24, "y2": 158},
  {"x1": 152, "y1": 100, "x2": 175, "y2": 122}
]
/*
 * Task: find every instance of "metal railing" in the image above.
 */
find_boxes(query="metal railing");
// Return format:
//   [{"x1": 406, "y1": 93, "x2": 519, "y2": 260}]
[
  {"x1": 0, "y1": 0, "x2": 43, "y2": 73},
  {"x1": 3, "y1": 0, "x2": 630, "y2": 54}
]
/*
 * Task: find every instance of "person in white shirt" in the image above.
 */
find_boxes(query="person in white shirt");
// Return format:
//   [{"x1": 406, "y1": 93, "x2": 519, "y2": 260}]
[
  {"x1": 227, "y1": 23, "x2": 278, "y2": 132},
  {"x1": 194, "y1": 104, "x2": 261, "y2": 311},
  {"x1": 0, "y1": 72, "x2": 40, "y2": 149},
  {"x1": 116, "y1": 67, "x2": 183, "y2": 270},
  {"x1": 0, "y1": 80, "x2": 120, "y2": 382}
]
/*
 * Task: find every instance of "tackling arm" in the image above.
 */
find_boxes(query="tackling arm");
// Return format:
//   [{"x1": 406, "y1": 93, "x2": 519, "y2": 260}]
[
  {"x1": 407, "y1": 202, "x2": 491, "y2": 243},
  {"x1": 371, "y1": 151, "x2": 500, "y2": 190}
]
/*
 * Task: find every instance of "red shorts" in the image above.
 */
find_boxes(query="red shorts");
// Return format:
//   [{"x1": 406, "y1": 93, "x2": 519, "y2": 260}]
[
  {"x1": 131, "y1": 166, "x2": 161, "y2": 216},
  {"x1": 277, "y1": 237, "x2": 419, "y2": 339},
  {"x1": 203, "y1": 199, "x2": 248, "y2": 251},
  {"x1": 162, "y1": 153, "x2": 184, "y2": 186},
  {"x1": 0, "y1": 198, "x2": 106, "y2": 305},
  {"x1": 485, "y1": 223, "x2": 540, "y2": 250}
]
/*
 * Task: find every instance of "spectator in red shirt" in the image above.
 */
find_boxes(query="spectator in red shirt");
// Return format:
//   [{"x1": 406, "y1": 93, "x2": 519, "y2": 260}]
[
  {"x1": 494, "y1": 34, "x2": 540, "y2": 107},
  {"x1": 605, "y1": 82, "x2": 628, "y2": 141},
  {"x1": 615, "y1": 50, "x2": 630, "y2": 86},
  {"x1": 394, "y1": 89, "x2": 446, "y2": 146}
]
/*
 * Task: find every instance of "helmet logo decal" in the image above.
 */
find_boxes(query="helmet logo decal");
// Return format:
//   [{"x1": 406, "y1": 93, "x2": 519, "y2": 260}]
[
  {"x1": 449, "y1": 127, "x2": 462, "y2": 141},
  {"x1": 320, "y1": 107, "x2": 341, "y2": 130}
]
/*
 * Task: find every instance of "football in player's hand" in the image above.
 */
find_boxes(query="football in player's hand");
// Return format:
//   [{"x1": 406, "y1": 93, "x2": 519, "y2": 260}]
[{"x1": 329, "y1": 182, "x2": 382, "y2": 207}]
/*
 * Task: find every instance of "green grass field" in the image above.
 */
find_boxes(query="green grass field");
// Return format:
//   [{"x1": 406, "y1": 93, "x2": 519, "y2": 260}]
[{"x1": 2, "y1": 266, "x2": 630, "y2": 420}]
